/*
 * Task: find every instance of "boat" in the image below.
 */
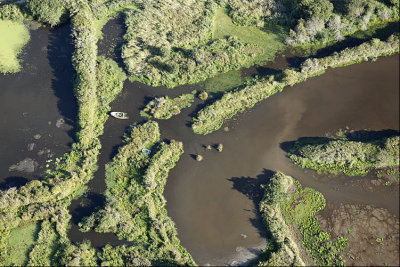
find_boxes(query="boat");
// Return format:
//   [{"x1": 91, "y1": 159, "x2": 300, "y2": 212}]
[
  {"x1": 110, "y1": 112, "x2": 129, "y2": 119},
  {"x1": 142, "y1": 148, "x2": 151, "y2": 155}
]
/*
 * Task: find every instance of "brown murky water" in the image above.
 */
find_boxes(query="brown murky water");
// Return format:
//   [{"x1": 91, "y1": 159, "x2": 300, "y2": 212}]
[
  {"x1": 0, "y1": 24, "x2": 76, "y2": 189},
  {"x1": 69, "y1": 54, "x2": 399, "y2": 265}
]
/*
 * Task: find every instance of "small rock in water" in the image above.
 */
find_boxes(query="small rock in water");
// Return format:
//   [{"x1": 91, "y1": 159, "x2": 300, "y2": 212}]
[
  {"x1": 223, "y1": 126, "x2": 229, "y2": 132},
  {"x1": 34, "y1": 134, "x2": 41, "y2": 140},
  {"x1": 9, "y1": 158, "x2": 38, "y2": 173},
  {"x1": 22, "y1": 112, "x2": 28, "y2": 117},
  {"x1": 27, "y1": 143, "x2": 35, "y2": 151},
  {"x1": 240, "y1": 233, "x2": 247, "y2": 239},
  {"x1": 56, "y1": 118, "x2": 65, "y2": 128},
  {"x1": 48, "y1": 121, "x2": 52, "y2": 125},
  {"x1": 37, "y1": 150, "x2": 45, "y2": 156}
]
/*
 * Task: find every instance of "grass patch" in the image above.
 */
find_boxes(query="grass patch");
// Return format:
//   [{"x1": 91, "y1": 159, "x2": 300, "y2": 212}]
[
  {"x1": 5, "y1": 223, "x2": 39, "y2": 266},
  {"x1": 203, "y1": 69, "x2": 244, "y2": 95},
  {"x1": 213, "y1": 9, "x2": 287, "y2": 65},
  {"x1": 0, "y1": 19, "x2": 30, "y2": 74}
]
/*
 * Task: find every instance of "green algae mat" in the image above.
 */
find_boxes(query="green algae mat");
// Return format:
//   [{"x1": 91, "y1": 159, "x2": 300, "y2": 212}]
[{"x1": 0, "y1": 19, "x2": 30, "y2": 74}]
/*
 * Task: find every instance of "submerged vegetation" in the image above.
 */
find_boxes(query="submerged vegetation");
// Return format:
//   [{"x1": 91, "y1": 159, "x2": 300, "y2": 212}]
[
  {"x1": 79, "y1": 121, "x2": 195, "y2": 265},
  {"x1": 288, "y1": 134, "x2": 400, "y2": 176},
  {"x1": 258, "y1": 172, "x2": 348, "y2": 266},
  {"x1": 141, "y1": 92, "x2": 195, "y2": 119}
]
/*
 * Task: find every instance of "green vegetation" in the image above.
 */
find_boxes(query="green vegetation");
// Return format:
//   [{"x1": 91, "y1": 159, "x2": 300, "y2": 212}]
[
  {"x1": 192, "y1": 34, "x2": 399, "y2": 135},
  {"x1": 258, "y1": 172, "x2": 348, "y2": 266},
  {"x1": 25, "y1": 0, "x2": 70, "y2": 26},
  {"x1": 79, "y1": 121, "x2": 195, "y2": 265},
  {"x1": 4, "y1": 222, "x2": 39, "y2": 266},
  {"x1": 27, "y1": 220, "x2": 60, "y2": 266},
  {"x1": 288, "y1": 135, "x2": 400, "y2": 176},
  {"x1": 0, "y1": 2, "x2": 127, "y2": 265},
  {"x1": 0, "y1": 19, "x2": 30, "y2": 73},
  {"x1": 141, "y1": 92, "x2": 195, "y2": 119},
  {"x1": 213, "y1": 8, "x2": 287, "y2": 65},
  {"x1": 203, "y1": 69, "x2": 244, "y2": 95}
]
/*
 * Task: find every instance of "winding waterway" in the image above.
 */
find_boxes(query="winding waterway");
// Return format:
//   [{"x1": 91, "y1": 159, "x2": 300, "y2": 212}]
[{"x1": 0, "y1": 19, "x2": 398, "y2": 266}]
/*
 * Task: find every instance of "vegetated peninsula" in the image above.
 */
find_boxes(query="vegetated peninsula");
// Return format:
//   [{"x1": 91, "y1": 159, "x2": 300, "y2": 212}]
[
  {"x1": 257, "y1": 172, "x2": 348, "y2": 266},
  {"x1": 0, "y1": 0, "x2": 399, "y2": 266},
  {"x1": 287, "y1": 132, "x2": 400, "y2": 176}
]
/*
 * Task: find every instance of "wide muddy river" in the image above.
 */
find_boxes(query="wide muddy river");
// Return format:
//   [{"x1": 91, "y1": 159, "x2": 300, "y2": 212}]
[{"x1": 0, "y1": 21, "x2": 398, "y2": 266}]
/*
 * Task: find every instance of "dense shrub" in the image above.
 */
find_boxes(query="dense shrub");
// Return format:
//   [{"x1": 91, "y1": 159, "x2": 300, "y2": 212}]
[
  {"x1": 0, "y1": 4, "x2": 24, "y2": 21},
  {"x1": 141, "y1": 93, "x2": 195, "y2": 119},
  {"x1": 26, "y1": 0, "x2": 70, "y2": 26},
  {"x1": 288, "y1": 135, "x2": 400, "y2": 176}
]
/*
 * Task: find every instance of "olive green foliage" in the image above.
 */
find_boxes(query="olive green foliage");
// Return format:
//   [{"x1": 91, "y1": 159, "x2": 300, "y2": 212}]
[
  {"x1": 57, "y1": 240, "x2": 97, "y2": 266},
  {"x1": 26, "y1": 0, "x2": 70, "y2": 26},
  {"x1": 141, "y1": 93, "x2": 195, "y2": 119},
  {"x1": 99, "y1": 244, "x2": 152, "y2": 266},
  {"x1": 192, "y1": 34, "x2": 399, "y2": 135},
  {"x1": 193, "y1": 77, "x2": 285, "y2": 135},
  {"x1": 3, "y1": 222, "x2": 39, "y2": 266},
  {"x1": 226, "y1": 0, "x2": 292, "y2": 26},
  {"x1": 285, "y1": 0, "x2": 399, "y2": 46},
  {"x1": 0, "y1": 3, "x2": 126, "y2": 265},
  {"x1": 289, "y1": 135, "x2": 400, "y2": 176},
  {"x1": 213, "y1": 8, "x2": 287, "y2": 65},
  {"x1": 27, "y1": 221, "x2": 60, "y2": 266},
  {"x1": 79, "y1": 121, "x2": 194, "y2": 265},
  {"x1": 259, "y1": 172, "x2": 348, "y2": 266},
  {"x1": 0, "y1": 4, "x2": 24, "y2": 21}
]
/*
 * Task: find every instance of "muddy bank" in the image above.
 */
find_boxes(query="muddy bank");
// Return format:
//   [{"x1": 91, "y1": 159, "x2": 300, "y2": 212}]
[
  {"x1": 0, "y1": 24, "x2": 76, "y2": 188},
  {"x1": 318, "y1": 202, "x2": 399, "y2": 266}
]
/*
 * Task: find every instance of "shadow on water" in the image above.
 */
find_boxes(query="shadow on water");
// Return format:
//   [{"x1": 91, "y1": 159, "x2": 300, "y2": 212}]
[
  {"x1": 287, "y1": 21, "x2": 400, "y2": 68},
  {"x1": 228, "y1": 169, "x2": 276, "y2": 239},
  {"x1": 47, "y1": 24, "x2": 77, "y2": 141},
  {"x1": 0, "y1": 177, "x2": 29, "y2": 190},
  {"x1": 280, "y1": 129, "x2": 400, "y2": 154},
  {"x1": 69, "y1": 193, "x2": 106, "y2": 225}
]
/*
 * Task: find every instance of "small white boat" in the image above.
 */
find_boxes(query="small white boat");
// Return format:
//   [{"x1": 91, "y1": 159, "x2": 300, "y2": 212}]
[
  {"x1": 142, "y1": 148, "x2": 151, "y2": 155},
  {"x1": 110, "y1": 112, "x2": 129, "y2": 120}
]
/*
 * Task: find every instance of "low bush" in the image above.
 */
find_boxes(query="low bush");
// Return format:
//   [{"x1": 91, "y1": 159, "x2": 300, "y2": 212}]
[
  {"x1": 141, "y1": 93, "x2": 195, "y2": 119},
  {"x1": 288, "y1": 135, "x2": 400, "y2": 176}
]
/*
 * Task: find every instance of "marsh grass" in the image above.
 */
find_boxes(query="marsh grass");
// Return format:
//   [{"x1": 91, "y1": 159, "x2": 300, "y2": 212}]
[
  {"x1": 0, "y1": 19, "x2": 30, "y2": 73},
  {"x1": 213, "y1": 9, "x2": 287, "y2": 65},
  {"x1": 5, "y1": 222, "x2": 39, "y2": 266}
]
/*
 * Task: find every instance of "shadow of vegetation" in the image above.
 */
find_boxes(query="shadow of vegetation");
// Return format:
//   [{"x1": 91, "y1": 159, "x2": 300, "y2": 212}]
[
  {"x1": 286, "y1": 21, "x2": 399, "y2": 68},
  {"x1": 280, "y1": 129, "x2": 400, "y2": 155},
  {"x1": 97, "y1": 14, "x2": 126, "y2": 70},
  {"x1": 47, "y1": 24, "x2": 77, "y2": 142},
  {"x1": 0, "y1": 176, "x2": 29, "y2": 190},
  {"x1": 345, "y1": 129, "x2": 399, "y2": 142},
  {"x1": 280, "y1": 136, "x2": 332, "y2": 154},
  {"x1": 228, "y1": 169, "x2": 276, "y2": 239},
  {"x1": 69, "y1": 192, "x2": 106, "y2": 225}
]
